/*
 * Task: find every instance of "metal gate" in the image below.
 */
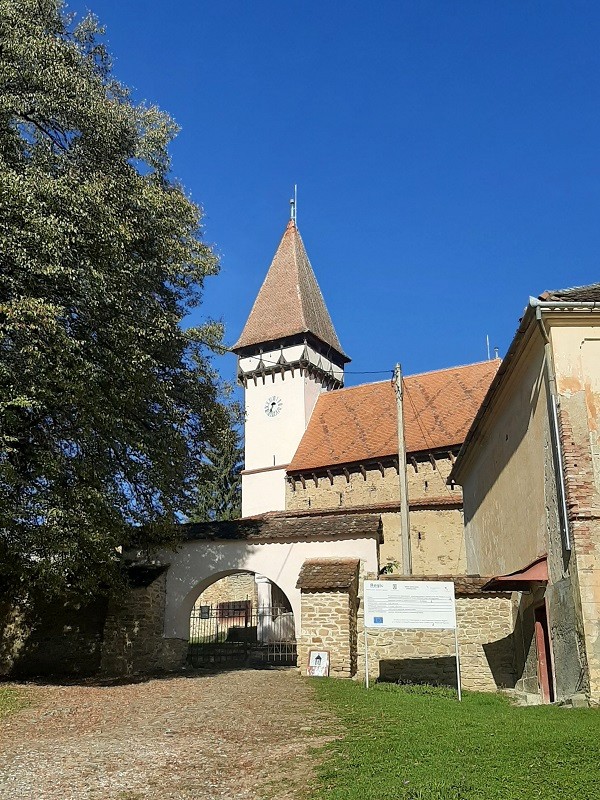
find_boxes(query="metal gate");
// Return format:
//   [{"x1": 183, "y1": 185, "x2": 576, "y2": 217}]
[{"x1": 188, "y1": 602, "x2": 297, "y2": 667}]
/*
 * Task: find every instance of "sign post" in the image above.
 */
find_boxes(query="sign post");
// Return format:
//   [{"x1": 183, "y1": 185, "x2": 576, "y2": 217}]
[
  {"x1": 454, "y1": 628, "x2": 462, "y2": 702},
  {"x1": 363, "y1": 580, "x2": 461, "y2": 700},
  {"x1": 364, "y1": 627, "x2": 369, "y2": 689}
]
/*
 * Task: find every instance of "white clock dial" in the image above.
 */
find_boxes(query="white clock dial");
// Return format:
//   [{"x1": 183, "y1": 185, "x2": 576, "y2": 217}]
[{"x1": 264, "y1": 395, "x2": 283, "y2": 417}]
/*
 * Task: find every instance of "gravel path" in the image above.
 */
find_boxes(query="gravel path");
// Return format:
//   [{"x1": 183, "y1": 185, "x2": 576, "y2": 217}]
[{"x1": 0, "y1": 669, "x2": 335, "y2": 800}]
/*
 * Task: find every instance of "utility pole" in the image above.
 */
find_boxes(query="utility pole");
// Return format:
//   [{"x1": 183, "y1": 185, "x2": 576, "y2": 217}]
[{"x1": 394, "y1": 363, "x2": 412, "y2": 575}]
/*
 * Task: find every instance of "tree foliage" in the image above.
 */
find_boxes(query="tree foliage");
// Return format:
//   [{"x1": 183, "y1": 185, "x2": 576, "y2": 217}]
[
  {"x1": 0, "y1": 0, "x2": 227, "y2": 598},
  {"x1": 192, "y1": 404, "x2": 243, "y2": 523}
]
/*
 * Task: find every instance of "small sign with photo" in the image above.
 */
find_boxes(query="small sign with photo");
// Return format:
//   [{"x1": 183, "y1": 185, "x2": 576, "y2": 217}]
[{"x1": 307, "y1": 649, "x2": 330, "y2": 677}]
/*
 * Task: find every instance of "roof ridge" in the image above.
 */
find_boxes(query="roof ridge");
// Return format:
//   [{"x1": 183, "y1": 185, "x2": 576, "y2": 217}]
[
  {"x1": 403, "y1": 358, "x2": 501, "y2": 380},
  {"x1": 316, "y1": 359, "x2": 499, "y2": 396}
]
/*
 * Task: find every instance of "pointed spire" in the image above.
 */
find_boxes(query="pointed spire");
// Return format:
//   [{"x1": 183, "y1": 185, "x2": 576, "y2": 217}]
[{"x1": 232, "y1": 219, "x2": 348, "y2": 360}]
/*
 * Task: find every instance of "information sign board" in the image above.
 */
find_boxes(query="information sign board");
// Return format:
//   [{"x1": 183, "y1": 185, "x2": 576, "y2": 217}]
[{"x1": 364, "y1": 580, "x2": 457, "y2": 630}]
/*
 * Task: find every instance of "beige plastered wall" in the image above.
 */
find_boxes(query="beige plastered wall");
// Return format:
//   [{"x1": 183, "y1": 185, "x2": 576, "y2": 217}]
[
  {"x1": 460, "y1": 329, "x2": 551, "y2": 577},
  {"x1": 457, "y1": 317, "x2": 598, "y2": 702},
  {"x1": 551, "y1": 320, "x2": 600, "y2": 702},
  {"x1": 286, "y1": 455, "x2": 465, "y2": 574}
]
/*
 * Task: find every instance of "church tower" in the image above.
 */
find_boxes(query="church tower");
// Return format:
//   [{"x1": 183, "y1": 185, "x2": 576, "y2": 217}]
[{"x1": 232, "y1": 207, "x2": 349, "y2": 517}]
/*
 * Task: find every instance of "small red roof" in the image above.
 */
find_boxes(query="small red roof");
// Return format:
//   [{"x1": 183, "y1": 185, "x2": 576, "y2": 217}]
[
  {"x1": 296, "y1": 558, "x2": 360, "y2": 590},
  {"x1": 482, "y1": 556, "x2": 548, "y2": 591},
  {"x1": 288, "y1": 360, "x2": 500, "y2": 472}
]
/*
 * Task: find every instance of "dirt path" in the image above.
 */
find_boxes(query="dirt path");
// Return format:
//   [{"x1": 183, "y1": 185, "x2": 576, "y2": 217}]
[{"x1": 0, "y1": 669, "x2": 335, "y2": 800}]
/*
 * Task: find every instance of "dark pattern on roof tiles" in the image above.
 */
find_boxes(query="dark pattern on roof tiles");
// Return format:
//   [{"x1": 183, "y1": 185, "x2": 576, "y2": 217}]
[
  {"x1": 183, "y1": 513, "x2": 382, "y2": 542},
  {"x1": 540, "y1": 283, "x2": 600, "y2": 303},
  {"x1": 232, "y1": 220, "x2": 346, "y2": 357},
  {"x1": 288, "y1": 360, "x2": 500, "y2": 472},
  {"x1": 296, "y1": 558, "x2": 360, "y2": 590}
]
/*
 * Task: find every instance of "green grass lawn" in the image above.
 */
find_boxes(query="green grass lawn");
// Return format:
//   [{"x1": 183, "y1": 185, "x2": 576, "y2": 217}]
[
  {"x1": 313, "y1": 680, "x2": 600, "y2": 800},
  {"x1": 0, "y1": 686, "x2": 27, "y2": 720}
]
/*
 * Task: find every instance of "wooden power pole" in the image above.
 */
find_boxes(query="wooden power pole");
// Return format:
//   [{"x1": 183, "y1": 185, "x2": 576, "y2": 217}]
[{"x1": 394, "y1": 364, "x2": 412, "y2": 575}]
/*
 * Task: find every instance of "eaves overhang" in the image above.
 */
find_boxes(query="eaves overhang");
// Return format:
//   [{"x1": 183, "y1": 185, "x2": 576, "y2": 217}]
[
  {"x1": 231, "y1": 330, "x2": 351, "y2": 365},
  {"x1": 448, "y1": 304, "x2": 538, "y2": 485},
  {"x1": 482, "y1": 555, "x2": 548, "y2": 592}
]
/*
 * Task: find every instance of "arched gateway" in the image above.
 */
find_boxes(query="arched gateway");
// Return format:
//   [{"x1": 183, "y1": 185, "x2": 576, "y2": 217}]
[{"x1": 122, "y1": 511, "x2": 381, "y2": 674}]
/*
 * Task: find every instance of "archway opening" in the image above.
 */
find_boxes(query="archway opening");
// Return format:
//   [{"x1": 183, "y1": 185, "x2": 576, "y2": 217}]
[{"x1": 188, "y1": 571, "x2": 296, "y2": 669}]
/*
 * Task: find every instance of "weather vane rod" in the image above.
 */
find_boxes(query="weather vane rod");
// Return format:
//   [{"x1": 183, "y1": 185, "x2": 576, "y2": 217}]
[{"x1": 290, "y1": 184, "x2": 297, "y2": 224}]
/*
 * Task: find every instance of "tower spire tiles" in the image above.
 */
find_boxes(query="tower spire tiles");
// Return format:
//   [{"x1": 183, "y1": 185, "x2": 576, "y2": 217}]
[{"x1": 232, "y1": 210, "x2": 349, "y2": 516}]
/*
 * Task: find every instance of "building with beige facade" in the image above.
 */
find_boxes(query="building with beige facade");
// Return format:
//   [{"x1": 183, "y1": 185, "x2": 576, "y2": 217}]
[{"x1": 451, "y1": 283, "x2": 600, "y2": 705}]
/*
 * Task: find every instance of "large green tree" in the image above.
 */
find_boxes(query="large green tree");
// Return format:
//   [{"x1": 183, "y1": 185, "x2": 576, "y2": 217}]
[
  {"x1": 192, "y1": 404, "x2": 243, "y2": 523},
  {"x1": 0, "y1": 0, "x2": 227, "y2": 598}
]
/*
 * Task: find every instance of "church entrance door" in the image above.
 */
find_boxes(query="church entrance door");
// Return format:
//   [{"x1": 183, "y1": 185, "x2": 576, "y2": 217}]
[{"x1": 534, "y1": 603, "x2": 555, "y2": 703}]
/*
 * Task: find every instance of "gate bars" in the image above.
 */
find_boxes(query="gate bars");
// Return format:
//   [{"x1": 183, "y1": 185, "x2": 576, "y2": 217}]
[{"x1": 188, "y1": 603, "x2": 297, "y2": 667}]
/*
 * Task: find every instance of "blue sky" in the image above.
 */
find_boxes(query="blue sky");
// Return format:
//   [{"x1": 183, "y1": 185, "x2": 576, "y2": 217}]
[{"x1": 72, "y1": 1, "x2": 600, "y2": 386}]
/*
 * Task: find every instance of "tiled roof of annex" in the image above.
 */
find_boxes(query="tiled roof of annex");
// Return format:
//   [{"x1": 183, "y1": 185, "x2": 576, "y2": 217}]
[
  {"x1": 287, "y1": 359, "x2": 500, "y2": 473},
  {"x1": 540, "y1": 282, "x2": 600, "y2": 303},
  {"x1": 232, "y1": 219, "x2": 347, "y2": 358},
  {"x1": 296, "y1": 558, "x2": 360, "y2": 590}
]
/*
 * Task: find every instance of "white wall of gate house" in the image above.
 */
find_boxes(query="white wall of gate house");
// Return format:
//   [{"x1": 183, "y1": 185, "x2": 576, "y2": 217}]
[{"x1": 146, "y1": 537, "x2": 379, "y2": 640}]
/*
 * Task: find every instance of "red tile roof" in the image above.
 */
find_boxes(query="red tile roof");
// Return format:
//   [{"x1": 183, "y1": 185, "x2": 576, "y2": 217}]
[
  {"x1": 288, "y1": 360, "x2": 500, "y2": 473},
  {"x1": 296, "y1": 558, "x2": 360, "y2": 590},
  {"x1": 232, "y1": 220, "x2": 347, "y2": 358},
  {"x1": 540, "y1": 283, "x2": 600, "y2": 303},
  {"x1": 182, "y1": 512, "x2": 382, "y2": 542}
]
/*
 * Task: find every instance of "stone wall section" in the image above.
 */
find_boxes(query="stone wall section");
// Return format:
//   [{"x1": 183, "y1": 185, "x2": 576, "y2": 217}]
[
  {"x1": 409, "y1": 508, "x2": 466, "y2": 575},
  {"x1": 100, "y1": 571, "x2": 187, "y2": 677},
  {"x1": 356, "y1": 575, "x2": 515, "y2": 692},
  {"x1": 287, "y1": 456, "x2": 459, "y2": 512},
  {"x1": 298, "y1": 588, "x2": 356, "y2": 678},
  {"x1": 558, "y1": 395, "x2": 600, "y2": 701},
  {"x1": 287, "y1": 454, "x2": 465, "y2": 574},
  {"x1": 194, "y1": 573, "x2": 259, "y2": 611},
  {"x1": 0, "y1": 596, "x2": 107, "y2": 678}
]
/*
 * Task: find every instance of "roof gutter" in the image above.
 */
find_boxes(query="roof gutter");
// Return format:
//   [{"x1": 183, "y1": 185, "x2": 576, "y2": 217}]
[{"x1": 529, "y1": 297, "x2": 600, "y2": 310}]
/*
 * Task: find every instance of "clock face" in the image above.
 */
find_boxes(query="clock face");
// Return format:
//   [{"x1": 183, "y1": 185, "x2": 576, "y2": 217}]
[{"x1": 264, "y1": 395, "x2": 283, "y2": 417}]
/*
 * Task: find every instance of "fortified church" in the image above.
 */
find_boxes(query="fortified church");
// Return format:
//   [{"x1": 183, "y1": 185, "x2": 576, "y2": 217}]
[
  {"x1": 193, "y1": 206, "x2": 515, "y2": 690},
  {"x1": 231, "y1": 209, "x2": 498, "y2": 572},
  {"x1": 0, "y1": 205, "x2": 518, "y2": 693},
  {"x1": 3, "y1": 201, "x2": 598, "y2": 705}
]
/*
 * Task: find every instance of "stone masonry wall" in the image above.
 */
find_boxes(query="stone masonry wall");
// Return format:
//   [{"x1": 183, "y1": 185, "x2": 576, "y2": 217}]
[
  {"x1": 100, "y1": 571, "x2": 187, "y2": 677},
  {"x1": 287, "y1": 455, "x2": 465, "y2": 574},
  {"x1": 558, "y1": 394, "x2": 600, "y2": 702},
  {"x1": 0, "y1": 596, "x2": 108, "y2": 678},
  {"x1": 298, "y1": 588, "x2": 356, "y2": 678},
  {"x1": 287, "y1": 456, "x2": 459, "y2": 513},
  {"x1": 194, "y1": 573, "x2": 259, "y2": 611},
  {"x1": 356, "y1": 577, "x2": 515, "y2": 692}
]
